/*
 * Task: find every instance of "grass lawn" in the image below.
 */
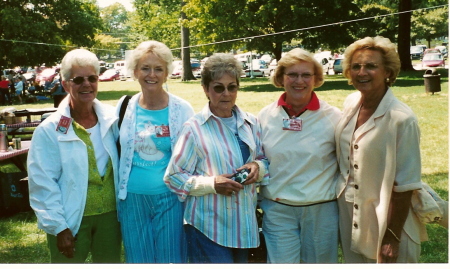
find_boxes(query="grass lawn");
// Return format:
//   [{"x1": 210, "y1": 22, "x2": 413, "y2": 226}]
[{"x1": 0, "y1": 68, "x2": 448, "y2": 263}]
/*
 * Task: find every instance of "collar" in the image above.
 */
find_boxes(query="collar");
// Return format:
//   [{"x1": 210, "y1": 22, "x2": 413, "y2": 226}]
[
  {"x1": 277, "y1": 91, "x2": 320, "y2": 118},
  {"x1": 199, "y1": 103, "x2": 255, "y2": 127}
]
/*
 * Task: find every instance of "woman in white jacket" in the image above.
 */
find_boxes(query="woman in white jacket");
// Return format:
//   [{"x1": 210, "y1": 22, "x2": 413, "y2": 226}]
[{"x1": 27, "y1": 49, "x2": 121, "y2": 263}]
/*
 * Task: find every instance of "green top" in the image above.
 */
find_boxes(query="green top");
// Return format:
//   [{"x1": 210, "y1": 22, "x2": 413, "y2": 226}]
[{"x1": 72, "y1": 121, "x2": 116, "y2": 216}]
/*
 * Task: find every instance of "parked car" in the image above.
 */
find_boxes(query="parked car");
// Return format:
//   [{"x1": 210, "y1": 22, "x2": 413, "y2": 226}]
[
  {"x1": 268, "y1": 59, "x2": 277, "y2": 76},
  {"x1": 170, "y1": 61, "x2": 203, "y2": 79},
  {"x1": 35, "y1": 68, "x2": 58, "y2": 87},
  {"x1": 435, "y1": 46, "x2": 448, "y2": 58},
  {"x1": 245, "y1": 59, "x2": 269, "y2": 77},
  {"x1": 422, "y1": 53, "x2": 445, "y2": 68},
  {"x1": 417, "y1": 44, "x2": 428, "y2": 52},
  {"x1": 314, "y1": 51, "x2": 333, "y2": 74},
  {"x1": 191, "y1": 61, "x2": 202, "y2": 78},
  {"x1": 99, "y1": 69, "x2": 120, "y2": 81},
  {"x1": 410, "y1": 46, "x2": 424, "y2": 60},
  {"x1": 424, "y1": 48, "x2": 441, "y2": 55},
  {"x1": 333, "y1": 58, "x2": 344, "y2": 74}
]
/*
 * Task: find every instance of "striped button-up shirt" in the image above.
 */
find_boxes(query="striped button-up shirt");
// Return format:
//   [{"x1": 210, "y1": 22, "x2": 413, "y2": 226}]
[{"x1": 164, "y1": 104, "x2": 269, "y2": 248}]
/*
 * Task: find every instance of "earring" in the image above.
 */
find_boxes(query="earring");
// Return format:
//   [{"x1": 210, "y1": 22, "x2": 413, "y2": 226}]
[{"x1": 385, "y1": 77, "x2": 390, "y2": 83}]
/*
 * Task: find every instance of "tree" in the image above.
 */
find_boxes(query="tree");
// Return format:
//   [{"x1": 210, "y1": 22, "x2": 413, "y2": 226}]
[
  {"x1": 92, "y1": 34, "x2": 122, "y2": 60},
  {"x1": 0, "y1": 0, "x2": 103, "y2": 67},
  {"x1": 181, "y1": 1, "x2": 195, "y2": 81},
  {"x1": 133, "y1": 0, "x2": 198, "y2": 81},
  {"x1": 412, "y1": 6, "x2": 448, "y2": 47},
  {"x1": 98, "y1": 3, "x2": 130, "y2": 59},
  {"x1": 184, "y1": 0, "x2": 361, "y2": 61},
  {"x1": 398, "y1": 0, "x2": 414, "y2": 71}
]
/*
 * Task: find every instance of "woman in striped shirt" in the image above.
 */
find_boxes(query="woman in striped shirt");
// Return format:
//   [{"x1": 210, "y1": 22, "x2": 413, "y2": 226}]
[{"x1": 164, "y1": 53, "x2": 269, "y2": 263}]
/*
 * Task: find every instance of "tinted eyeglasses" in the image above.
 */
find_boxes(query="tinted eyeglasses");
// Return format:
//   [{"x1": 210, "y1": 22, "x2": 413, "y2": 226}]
[
  {"x1": 284, "y1": 73, "x2": 314, "y2": 80},
  {"x1": 69, "y1": 75, "x2": 99, "y2": 85},
  {"x1": 212, "y1": 84, "x2": 239, "y2": 94},
  {"x1": 351, "y1": 63, "x2": 379, "y2": 71}
]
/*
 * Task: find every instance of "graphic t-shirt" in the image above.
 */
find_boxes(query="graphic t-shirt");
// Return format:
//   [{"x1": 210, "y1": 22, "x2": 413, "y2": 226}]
[{"x1": 127, "y1": 105, "x2": 171, "y2": 195}]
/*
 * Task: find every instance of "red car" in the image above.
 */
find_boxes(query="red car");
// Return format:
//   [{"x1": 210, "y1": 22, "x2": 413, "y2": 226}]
[
  {"x1": 99, "y1": 69, "x2": 120, "y2": 81},
  {"x1": 422, "y1": 53, "x2": 445, "y2": 68},
  {"x1": 35, "y1": 68, "x2": 59, "y2": 87}
]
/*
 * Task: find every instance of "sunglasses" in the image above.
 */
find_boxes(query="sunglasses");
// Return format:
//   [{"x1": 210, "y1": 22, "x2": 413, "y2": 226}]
[
  {"x1": 69, "y1": 75, "x2": 99, "y2": 85},
  {"x1": 212, "y1": 84, "x2": 239, "y2": 94},
  {"x1": 351, "y1": 63, "x2": 379, "y2": 71}
]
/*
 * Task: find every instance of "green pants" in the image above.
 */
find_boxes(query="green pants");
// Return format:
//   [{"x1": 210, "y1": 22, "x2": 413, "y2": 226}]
[{"x1": 47, "y1": 211, "x2": 122, "y2": 263}]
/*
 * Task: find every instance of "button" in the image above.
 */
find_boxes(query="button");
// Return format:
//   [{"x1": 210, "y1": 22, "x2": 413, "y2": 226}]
[
  {"x1": 354, "y1": 164, "x2": 358, "y2": 169},
  {"x1": 353, "y1": 223, "x2": 358, "y2": 228},
  {"x1": 354, "y1": 145, "x2": 359, "y2": 149},
  {"x1": 354, "y1": 204, "x2": 359, "y2": 209},
  {"x1": 354, "y1": 185, "x2": 359, "y2": 189}
]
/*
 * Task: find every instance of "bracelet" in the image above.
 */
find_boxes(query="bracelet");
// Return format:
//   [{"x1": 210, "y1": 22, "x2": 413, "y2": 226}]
[{"x1": 387, "y1": 228, "x2": 401, "y2": 242}]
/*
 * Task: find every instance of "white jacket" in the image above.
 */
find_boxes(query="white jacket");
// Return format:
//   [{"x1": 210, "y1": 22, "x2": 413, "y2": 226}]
[
  {"x1": 116, "y1": 92, "x2": 195, "y2": 200},
  {"x1": 27, "y1": 96, "x2": 119, "y2": 236}
]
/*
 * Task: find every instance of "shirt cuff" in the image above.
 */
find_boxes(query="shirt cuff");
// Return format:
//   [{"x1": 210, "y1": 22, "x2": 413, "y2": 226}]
[
  {"x1": 253, "y1": 160, "x2": 265, "y2": 183},
  {"x1": 189, "y1": 176, "x2": 217, "y2": 196},
  {"x1": 393, "y1": 182, "x2": 422, "y2": 192}
]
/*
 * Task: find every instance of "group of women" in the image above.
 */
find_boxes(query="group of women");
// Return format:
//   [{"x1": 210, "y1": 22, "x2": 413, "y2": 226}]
[{"x1": 27, "y1": 36, "x2": 430, "y2": 264}]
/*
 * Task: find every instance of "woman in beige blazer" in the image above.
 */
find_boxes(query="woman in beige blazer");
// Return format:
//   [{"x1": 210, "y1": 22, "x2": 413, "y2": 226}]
[{"x1": 335, "y1": 36, "x2": 427, "y2": 263}]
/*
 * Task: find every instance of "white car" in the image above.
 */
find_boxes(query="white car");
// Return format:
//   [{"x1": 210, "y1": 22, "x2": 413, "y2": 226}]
[{"x1": 245, "y1": 59, "x2": 269, "y2": 77}]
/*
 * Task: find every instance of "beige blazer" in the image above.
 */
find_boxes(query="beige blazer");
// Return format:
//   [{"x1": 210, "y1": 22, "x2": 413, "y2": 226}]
[{"x1": 335, "y1": 88, "x2": 427, "y2": 260}]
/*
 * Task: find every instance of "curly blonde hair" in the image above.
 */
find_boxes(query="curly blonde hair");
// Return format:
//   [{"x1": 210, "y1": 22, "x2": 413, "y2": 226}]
[
  {"x1": 271, "y1": 48, "x2": 324, "y2": 89},
  {"x1": 342, "y1": 36, "x2": 400, "y2": 87}
]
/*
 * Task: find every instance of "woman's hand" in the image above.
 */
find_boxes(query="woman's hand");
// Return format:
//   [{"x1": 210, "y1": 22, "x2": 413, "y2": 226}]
[
  {"x1": 239, "y1": 161, "x2": 260, "y2": 185},
  {"x1": 57, "y1": 228, "x2": 76, "y2": 258},
  {"x1": 214, "y1": 175, "x2": 244, "y2": 196},
  {"x1": 379, "y1": 234, "x2": 400, "y2": 263}
]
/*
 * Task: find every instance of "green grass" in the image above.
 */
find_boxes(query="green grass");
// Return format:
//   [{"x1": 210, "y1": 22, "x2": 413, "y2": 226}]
[{"x1": 0, "y1": 68, "x2": 448, "y2": 263}]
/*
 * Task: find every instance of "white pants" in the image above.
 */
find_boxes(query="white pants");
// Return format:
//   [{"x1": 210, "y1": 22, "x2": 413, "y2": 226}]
[{"x1": 260, "y1": 199, "x2": 339, "y2": 263}]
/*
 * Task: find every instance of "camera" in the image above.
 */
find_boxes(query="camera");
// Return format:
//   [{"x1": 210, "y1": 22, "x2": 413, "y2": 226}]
[{"x1": 230, "y1": 168, "x2": 250, "y2": 184}]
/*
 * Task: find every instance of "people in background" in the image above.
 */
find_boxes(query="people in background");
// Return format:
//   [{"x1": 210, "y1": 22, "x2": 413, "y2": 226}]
[
  {"x1": 50, "y1": 75, "x2": 67, "y2": 108},
  {"x1": 14, "y1": 77, "x2": 23, "y2": 104},
  {"x1": 116, "y1": 40, "x2": 194, "y2": 263},
  {"x1": 28, "y1": 48, "x2": 122, "y2": 263},
  {"x1": 335, "y1": 36, "x2": 427, "y2": 263},
  {"x1": 164, "y1": 53, "x2": 269, "y2": 263},
  {"x1": 0, "y1": 75, "x2": 12, "y2": 105},
  {"x1": 257, "y1": 48, "x2": 341, "y2": 263}
]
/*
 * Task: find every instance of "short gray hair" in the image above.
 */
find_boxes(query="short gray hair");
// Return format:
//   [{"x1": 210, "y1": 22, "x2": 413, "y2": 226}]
[
  {"x1": 127, "y1": 41, "x2": 174, "y2": 79},
  {"x1": 201, "y1": 53, "x2": 242, "y2": 87},
  {"x1": 60, "y1": 49, "x2": 100, "y2": 82}
]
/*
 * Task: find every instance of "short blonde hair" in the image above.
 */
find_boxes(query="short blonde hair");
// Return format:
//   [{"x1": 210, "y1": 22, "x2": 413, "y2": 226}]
[
  {"x1": 127, "y1": 41, "x2": 173, "y2": 79},
  {"x1": 342, "y1": 36, "x2": 400, "y2": 86},
  {"x1": 271, "y1": 48, "x2": 324, "y2": 88}
]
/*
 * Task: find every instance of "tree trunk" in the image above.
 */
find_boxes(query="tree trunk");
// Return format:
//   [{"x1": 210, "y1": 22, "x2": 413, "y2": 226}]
[
  {"x1": 273, "y1": 41, "x2": 283, "y2": 62},
  {"x1": 181, "y1": 2, "x2": 195, "y2": 81},
  {"x1": 398, "y1": 0, "x2": 414, "y2": 71}
]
